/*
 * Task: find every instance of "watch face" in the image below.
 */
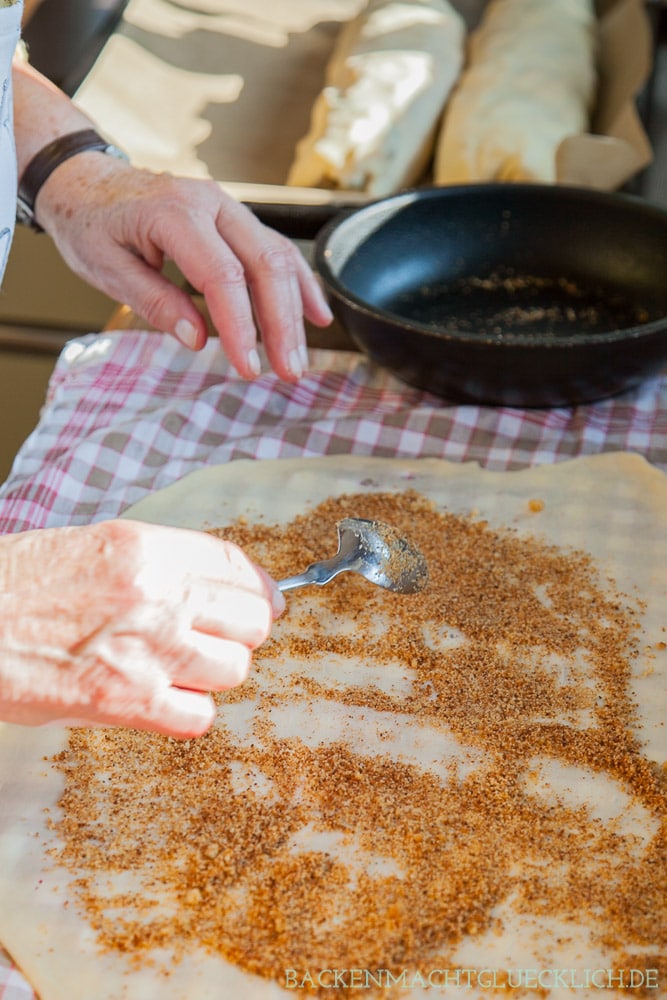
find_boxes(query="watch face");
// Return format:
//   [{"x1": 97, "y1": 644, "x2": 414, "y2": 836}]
[
  {"x1": 15, "y1": 196, "x2": 35, "y2": 228},
  {"x1": 106, "y1": 144, "x2": 129, "y2": 162}
]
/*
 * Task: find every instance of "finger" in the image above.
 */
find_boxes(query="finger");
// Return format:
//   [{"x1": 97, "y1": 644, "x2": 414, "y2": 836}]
[
  {"x1": 257, "y1": 251, "x2": 334, "y2": 378},
  {"x1": 172, "y1": 633, "x2": 252, "y2": 691},
  {"x1": 195, "y1": 259, "x2": 261, "y2": 378},
  {"x1": 185, "y1": 580, "x2": 273, "y2": 648},
  {"x1": 19, "y1": 684, "x2": 216, "y2": 739},
  {"x1": 125, "y1": 687, "x2": 216, "y2": 739},
  {"x1": 158, "y1": 210, "x2": 261, "y2": 377},
  {"x1": 209, "y1": 203, "x2": 314, "y2": 381},
  {"x1": 292, "y1": 249, "x2": 334, "y2": 328},
  {"x1": 132, "y1": 524, "x2": 281, "y2": 608},
  {"x1": 253, "y1": 260, "x2": 309, "y2": 383},
  {"x1": 255, "y1": 565, "x2": 286, "y2": 618}
]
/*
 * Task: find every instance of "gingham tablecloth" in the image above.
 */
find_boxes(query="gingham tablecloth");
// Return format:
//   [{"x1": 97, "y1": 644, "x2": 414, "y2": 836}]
[{"x1": 1, "y1": 329, "x2": 666, "y2": 998}]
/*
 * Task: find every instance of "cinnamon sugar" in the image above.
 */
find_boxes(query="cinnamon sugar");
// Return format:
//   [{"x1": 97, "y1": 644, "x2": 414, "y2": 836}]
[{"x1": 50, "y1": 491, "x2": 666, "y2": 995}]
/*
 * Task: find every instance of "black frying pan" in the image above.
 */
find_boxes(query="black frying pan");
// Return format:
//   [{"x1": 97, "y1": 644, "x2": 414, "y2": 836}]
[{"x1": 254, "y1": 184, "x2": 667, "y2": 407}]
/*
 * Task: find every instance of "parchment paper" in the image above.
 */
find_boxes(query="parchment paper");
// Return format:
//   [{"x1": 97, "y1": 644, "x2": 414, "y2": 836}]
[{"x1": 73, "y1": 0, "x2": 654, "y2": 196}]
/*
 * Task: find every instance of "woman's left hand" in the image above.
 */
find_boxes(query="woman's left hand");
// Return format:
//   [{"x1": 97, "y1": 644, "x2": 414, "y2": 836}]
[{"x1": 36, "y1": 155, "x2": 333, "y2": 381}]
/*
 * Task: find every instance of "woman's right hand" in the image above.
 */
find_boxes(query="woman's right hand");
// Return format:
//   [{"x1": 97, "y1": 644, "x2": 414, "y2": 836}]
[{"x1": 0, "y1": 519, "x2": 283, "y2": 737}]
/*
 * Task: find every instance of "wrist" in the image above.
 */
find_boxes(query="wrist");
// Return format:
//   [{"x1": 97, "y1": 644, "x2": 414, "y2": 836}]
[{"x1": 17, "y1": 128, "x2": 129, "y2": 232}]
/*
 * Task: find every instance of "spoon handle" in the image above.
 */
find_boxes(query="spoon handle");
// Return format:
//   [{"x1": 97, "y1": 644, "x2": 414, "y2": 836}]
[
  {"x1": 276, "y1": 571, "x2": 320, "y2": 593},
  {"x1": 277, "y1": 556, "x2": 356, "y2": 592}
]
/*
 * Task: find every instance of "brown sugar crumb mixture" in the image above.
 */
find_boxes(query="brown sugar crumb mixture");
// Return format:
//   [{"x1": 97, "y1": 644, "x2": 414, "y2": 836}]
[{"x1": 50, "y1": 491, "x2": 666, "y2": 994}]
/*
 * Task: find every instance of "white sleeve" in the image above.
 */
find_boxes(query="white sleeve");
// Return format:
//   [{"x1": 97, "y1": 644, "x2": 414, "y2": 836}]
[{"x1": 0, "y1": 1, "x2": 22, "y2": 284}]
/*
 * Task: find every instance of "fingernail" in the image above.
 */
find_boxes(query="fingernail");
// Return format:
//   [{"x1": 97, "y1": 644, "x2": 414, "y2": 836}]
[
  {"x1": 320, "y1": 297, "x2": 334, "y2": 322},
  {"x1": 287, "y1": 347, "x2": 303, "y2": 378},
  {"x1": 175, "y1": 318, "x2": 199, "y2": 350},
  {"x1": 299, "y1": 343, "x2": 309, "y2": 370},
  {"x1": 247, "y1": 348, "x2": 261, "y2": 377},
  {"x1": 315, "y1": 280, "x2": 334, "y2": 321},
  {"x1": 271, "y1": 587, "x2": 286, "y2": 617},
  {"x1": 256, "y1": 566, "x2": 287, "y2": 617}
]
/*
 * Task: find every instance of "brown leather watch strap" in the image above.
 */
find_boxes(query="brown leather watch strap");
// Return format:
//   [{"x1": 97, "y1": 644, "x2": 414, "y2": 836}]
[{"x1": 16, "y1": 128, "x2": 128, "y2": 232}]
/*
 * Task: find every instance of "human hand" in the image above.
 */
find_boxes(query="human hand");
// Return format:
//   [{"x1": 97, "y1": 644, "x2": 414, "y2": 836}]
[
  {"x1": 0, "y1": 519, "x2": 283, "y2": 737},
  {"x1": 36, "y1": 155, "x2": 333, "y2": 381}
]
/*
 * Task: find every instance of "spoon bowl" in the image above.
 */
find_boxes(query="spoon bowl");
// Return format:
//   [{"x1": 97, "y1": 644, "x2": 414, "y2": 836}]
[{"x1": 277, "y1": 517, "x2": 428, "y2": 594}]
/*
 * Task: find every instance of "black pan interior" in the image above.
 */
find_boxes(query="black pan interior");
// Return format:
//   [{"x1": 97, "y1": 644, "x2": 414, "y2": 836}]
[{"x1": 323, "y1": 185, "x2": 667, "y2": 340}]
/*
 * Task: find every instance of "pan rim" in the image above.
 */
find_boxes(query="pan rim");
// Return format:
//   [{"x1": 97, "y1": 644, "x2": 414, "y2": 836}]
[{"x1": 314, "y1": 183, "x2": 667, "y2": 349}]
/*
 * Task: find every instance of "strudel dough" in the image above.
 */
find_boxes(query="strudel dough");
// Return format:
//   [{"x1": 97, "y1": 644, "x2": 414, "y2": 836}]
[
  {"x1": 434, "y1": 0, "x2": 598, "y2": 183},
  {"x1": 0, "y1": 454, "x2": 666, "y2": 999},
  {"x1": 287, "y1": 0, "x2": 466, "y2": 195}
]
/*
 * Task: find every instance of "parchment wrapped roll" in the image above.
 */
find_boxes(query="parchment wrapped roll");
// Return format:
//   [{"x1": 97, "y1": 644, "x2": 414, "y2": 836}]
[
  {"x1": 434, "y1": 0, "x2": 598, "y2": 184},
  {"x1": 287, "y1": 0, "x2": 466, "y2": 195}
]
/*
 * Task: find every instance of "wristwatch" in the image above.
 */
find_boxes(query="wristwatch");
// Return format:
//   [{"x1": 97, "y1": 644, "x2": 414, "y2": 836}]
[{"x1": 16, "y1": 128, "x2": 129, "y2": 232}]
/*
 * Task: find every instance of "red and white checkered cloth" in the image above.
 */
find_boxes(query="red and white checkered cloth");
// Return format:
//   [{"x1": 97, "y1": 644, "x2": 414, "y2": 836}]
[
  {"x1": 0, "y1": 330, "x2": 666, "y2": 537},
  {"x1": 1, "y1": 329, "x2": 666, "y2": 997}
]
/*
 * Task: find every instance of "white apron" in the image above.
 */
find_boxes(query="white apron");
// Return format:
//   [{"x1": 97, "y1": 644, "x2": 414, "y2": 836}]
[{"x1": 0, "y1": 0, "x2": 23, "y2": 284}]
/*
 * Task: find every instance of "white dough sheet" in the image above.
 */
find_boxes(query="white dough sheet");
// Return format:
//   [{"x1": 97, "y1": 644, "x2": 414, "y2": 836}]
[{"x1": 0, "y1": 454, "x2": 665, "y2": 999}]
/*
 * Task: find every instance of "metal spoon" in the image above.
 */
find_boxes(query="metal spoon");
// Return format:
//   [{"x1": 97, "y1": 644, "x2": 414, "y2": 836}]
[{"x1": 277, "y1": 517, "x2": 428, "y2": 594}]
